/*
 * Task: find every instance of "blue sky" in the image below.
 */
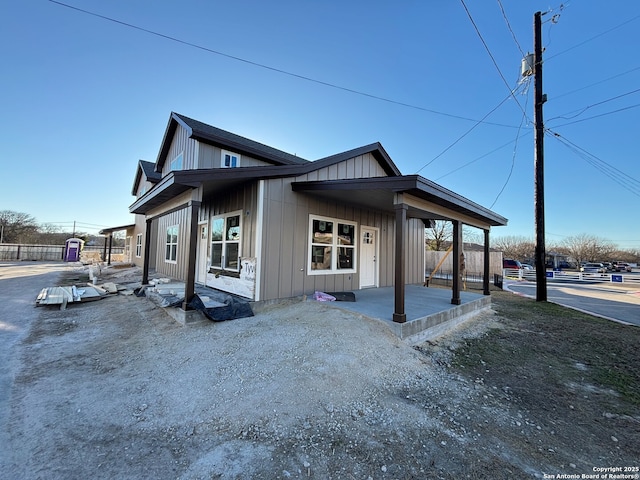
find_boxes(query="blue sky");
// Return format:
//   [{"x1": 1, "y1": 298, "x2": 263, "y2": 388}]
[{"x1": 1, "y1": 0, "x2": 639, "y2": 249}]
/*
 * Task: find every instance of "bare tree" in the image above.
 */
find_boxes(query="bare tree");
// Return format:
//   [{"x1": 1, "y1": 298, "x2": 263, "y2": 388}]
[
  {"x1": 562, "y1": 233, "x2": 616, "y2": 265},
  {"x1": 425, "y1": 220, "x2": 451, "y2": 251},
  {"x1": 0, "y1": 210, "x2": 39, "y2": 243},
  {"x1": 492, "y1": 235, "x2": 535, "y2": 262}
]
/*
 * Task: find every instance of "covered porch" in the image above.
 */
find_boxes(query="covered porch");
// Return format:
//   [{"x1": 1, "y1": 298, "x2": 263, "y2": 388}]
[
  {"x1": 132, "y1": 170, "x2": 507, "y2": 322},
  {"x1": 322, "y1": 284, "x2": 491, "y2": 344},
  {"x1": 98, "y1": 223, "x2": 135, "y2": 265},
  {"x1": 291, "y1": 175, "x2": 507, "y2": 324}
]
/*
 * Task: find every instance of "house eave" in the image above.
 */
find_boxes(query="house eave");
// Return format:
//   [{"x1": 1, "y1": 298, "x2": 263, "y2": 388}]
[
  {"x1": 291, "y1": 175, "x2": 508, "y2": 228},
  {"x1": 129, "y1": 173, "x2": 192, "y2": 215}
]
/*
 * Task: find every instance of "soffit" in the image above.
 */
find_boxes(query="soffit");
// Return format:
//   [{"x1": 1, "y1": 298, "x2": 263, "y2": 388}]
[{"x1": 291, "y1": 176, "x2": 507, "y2": 228}]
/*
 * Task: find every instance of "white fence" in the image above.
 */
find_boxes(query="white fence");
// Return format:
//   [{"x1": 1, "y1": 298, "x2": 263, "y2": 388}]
[{"x1": 503, "y1": 268, "x2": 640, "y2": 286}]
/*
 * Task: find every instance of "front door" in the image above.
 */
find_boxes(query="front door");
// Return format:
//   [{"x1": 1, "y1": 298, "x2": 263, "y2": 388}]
[
  {"x1": 359, "y1": 226, "x2": 379, "y2": 288},
  {"x1": 196, "y1": 223, "x2": 208, "y2": 284}
]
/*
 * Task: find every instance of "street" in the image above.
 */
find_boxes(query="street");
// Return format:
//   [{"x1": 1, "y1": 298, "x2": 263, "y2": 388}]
[{"x1": 505, "y1": 279, "x2": 640, "y2": 326}]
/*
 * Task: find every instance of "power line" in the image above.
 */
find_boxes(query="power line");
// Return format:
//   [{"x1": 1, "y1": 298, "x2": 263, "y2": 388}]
[
  {"x1": 434, "y1": 132, "x2": 530, "y2": 181},
  {"x1": 48, "y1": 0, "x2": 519, "y2": 129},
  {"x1": 546, "y1": 12, "x2": 640, "y2": 62},
  {"x1": 459, "y1": 0, "x2": 528, "y2": 118},
  {"x1": 547, "y1": 130, "x2": 640, "y2": 197},
  {"x1": 547, "y1": 87, "x2": 640, "y2": 122},
  {"x1": 417, "y1": 78, "x2": 529, "y2": 173},
  {"x1": 549, "y1": 103, "x2": 640, "y2": 128},
  {"x1": 415, "y1": 84, "x2": 524, "y2": 174},
  {"x1": 551, "y1": 65, "x2": 640, "y2": 101},
  {"x1": 490, "y1": 93, "x2": 530, "y2": 208},
  {"x1": 496, "y1": 0, "x2": 526, "y2": 57}
]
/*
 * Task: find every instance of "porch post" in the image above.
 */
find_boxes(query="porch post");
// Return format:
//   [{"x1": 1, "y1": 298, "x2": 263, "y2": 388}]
[
  {"x1": 393, "y1": 203, "x2": 407, "y2": 323},
  {"x1": 182, "y1": 200, "x2": 201, "y2": 311},
  {"x1": 451, "y1": 220, "x2": 462, "y2": 305},
  {"x1": 107, "y1": 234, "x2": 113, "y2": 266},
  {"x1": 142, "y1": 218, "x2": 152, "y2": 285},
  {"x1": 102, "y1": 236, "x2": 108, "y2": 264},
  {"x1": 483, "y1": 229, "x2": 490, "y2": 295}
]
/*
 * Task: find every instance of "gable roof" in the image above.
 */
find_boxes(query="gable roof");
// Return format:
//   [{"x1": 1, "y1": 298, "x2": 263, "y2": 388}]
[
  {"x1": 155, "y1": 112, "x2": 309, "y2": 172},
  {"x1": 309, "y1": 142, "x2": 401, "y2": 177},
  {"x1": 130, "y1": 141, "x2": 403, "y2": 215},
  {"x1": 129, "y1": 113, "x2": 506, "y2": 229},
  {"x1": 131, "y1": 160, "x2": 162, "y2": 196}
]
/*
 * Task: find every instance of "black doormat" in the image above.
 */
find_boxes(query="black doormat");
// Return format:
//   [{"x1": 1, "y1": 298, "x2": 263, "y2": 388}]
[{"x1": 325, "y1": 291, "x2": 357, "y2": 302}]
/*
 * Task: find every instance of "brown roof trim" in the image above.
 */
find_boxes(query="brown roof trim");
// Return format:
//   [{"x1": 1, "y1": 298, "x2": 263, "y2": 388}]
[
  {"x1": 291, "y1": 175, "x2": 508, "y2": 227},
  {"x1": 131, "y1": 141, "x2": 420, "y2": 215},
  {"x1": 131, "y1": 160, "x2": 161, "y2": 196},
  {"x1": 129, "y1": 173, "x2": 192, "y2": 214},
  {"x1": 155, "y1": 113, "x2": 309, "y2": 172}
]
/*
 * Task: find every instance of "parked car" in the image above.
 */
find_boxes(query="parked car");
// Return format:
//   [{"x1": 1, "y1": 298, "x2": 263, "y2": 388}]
[
  {"x1": 503, "y1": 259, "x2": 523, "y2": 269},
  {"x1": 521, "y1": 263, "x2": 533, "y2": 270},
  {"x1": 580, "y1": 263, "x2": 606, "y2": 273},
  {"x1": 614, "y1": 262, "x2": 632, "y2": 272}
]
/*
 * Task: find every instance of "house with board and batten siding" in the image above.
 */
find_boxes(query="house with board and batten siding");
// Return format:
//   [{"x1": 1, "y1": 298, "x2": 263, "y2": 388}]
[{"x1": 128, "y1": 112, "x2": 507, "y2": 323}]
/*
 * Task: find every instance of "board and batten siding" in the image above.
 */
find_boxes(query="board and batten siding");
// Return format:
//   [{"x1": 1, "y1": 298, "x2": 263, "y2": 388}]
[
  {"x1": 161, "y1": 124, "x2": 198, "y2": 175},
  {"x1": 154, "y1": 207, "x2": 191, "y2": 281},
  {"x1": 305, "y1": 153, "x2": 388, "y2": 181},
  {"x1": 196, "y1": 143, "x2": 275, "y2": 169},
  {"x1": 257, "y1": 154, "x2": 424, "y2": 301}
]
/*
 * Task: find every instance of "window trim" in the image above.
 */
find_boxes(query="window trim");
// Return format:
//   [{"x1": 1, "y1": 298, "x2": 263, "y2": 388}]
[
  {"x1": 135, "y1": 233, "x2": 142, "y2": 258},
  {"x1": 210, "y1": 210, "x2": 243, "y2": 272},
  {"x1": 307, "y1": 214, "x2": 357, "y2": 276},
  {"x1": 221, "y1": 150, "x2": 241, "y2": 168},
  {"x1": 165, "y1": 225, "x2": 179, "y2": 264},
  {"x1": 170, "y1": 152, "x2": 183, "y2": 171},
  {"x1": 136, "y1": 233, "x2": 142, "y2": 258}
]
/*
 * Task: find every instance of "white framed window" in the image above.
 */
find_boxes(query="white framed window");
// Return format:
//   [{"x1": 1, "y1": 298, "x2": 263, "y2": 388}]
[
  {"x1": 210, "y1": 211, "x2": 242, "y2": 271},
  {"x1": 221, "y1": 150, "x2": 240, "y2": 168},
  {"x1": 135, "y1": 233, "x2": 143, "y2": 258},
  {"x1": 165, "y1": 225, "x2": 178, "y2": 263},
  {"x1": 308, "y1": 215, "x2": 357, "y2": 275},
  {"x1": 170, "y1": 153, "x2": 183, "y2": 171}
]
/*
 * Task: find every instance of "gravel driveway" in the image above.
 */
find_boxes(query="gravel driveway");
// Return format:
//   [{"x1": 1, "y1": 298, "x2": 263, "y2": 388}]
[{"x1": 1, "y1": 262, "x2": 637, "y2": 479}]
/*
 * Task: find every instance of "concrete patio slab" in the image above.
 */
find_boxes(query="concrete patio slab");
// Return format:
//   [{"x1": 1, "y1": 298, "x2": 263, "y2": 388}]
[{"x1": 324, "y1": 284, "x2": 491, "y2": 344}]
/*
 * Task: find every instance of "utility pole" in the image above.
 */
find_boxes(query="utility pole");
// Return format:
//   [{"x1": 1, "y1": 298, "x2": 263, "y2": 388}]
[{"x1": 533, "y1": 11, "x2": 547, "y2": 301}]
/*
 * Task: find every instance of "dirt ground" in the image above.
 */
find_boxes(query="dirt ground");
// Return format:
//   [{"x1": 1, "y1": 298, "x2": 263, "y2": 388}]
[{"x1": 2, "y1": 264, "x2": 639, "y2": 479}]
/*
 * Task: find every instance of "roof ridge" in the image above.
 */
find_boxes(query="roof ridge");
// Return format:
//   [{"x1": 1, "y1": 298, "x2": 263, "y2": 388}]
[{"x1": 172, "y1": 112, "x2": 309, "y2": 165}]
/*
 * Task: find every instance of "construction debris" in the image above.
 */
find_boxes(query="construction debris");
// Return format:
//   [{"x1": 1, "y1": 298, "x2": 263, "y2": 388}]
[{"x1": 36, "y1": 285, "x2": 106, "y2": 309}]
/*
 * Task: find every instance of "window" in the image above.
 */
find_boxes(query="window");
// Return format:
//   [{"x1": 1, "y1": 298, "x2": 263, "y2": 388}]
[
  {"x1": 308, "y1": 215, "x2": 356, "y2": 275},
  {"x1": 221, "y1": 150, "x2": 240, "y2": 168},
  {"x1": 165, "y1": 225, "x2": 178, "y2": 263},
  {"x1": 210, "y1": 212, "x2": 242, "y2": 271},
  {"x1": 135, "y1": 234, "x2": 142, "y2": 258},
  {"x1": 170, "y1": 153, "x2": 183, "y2": 171}
]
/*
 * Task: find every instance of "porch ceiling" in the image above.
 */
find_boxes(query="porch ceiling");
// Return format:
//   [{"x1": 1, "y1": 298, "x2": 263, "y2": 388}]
[{"x1": 291, "y1": 176, "x2": 508, "y2": 228}]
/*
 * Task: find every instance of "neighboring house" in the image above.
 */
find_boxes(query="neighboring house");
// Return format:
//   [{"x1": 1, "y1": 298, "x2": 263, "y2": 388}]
[{"x1": 128, "y1": 112, "x2": 507, "y2": 323}]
